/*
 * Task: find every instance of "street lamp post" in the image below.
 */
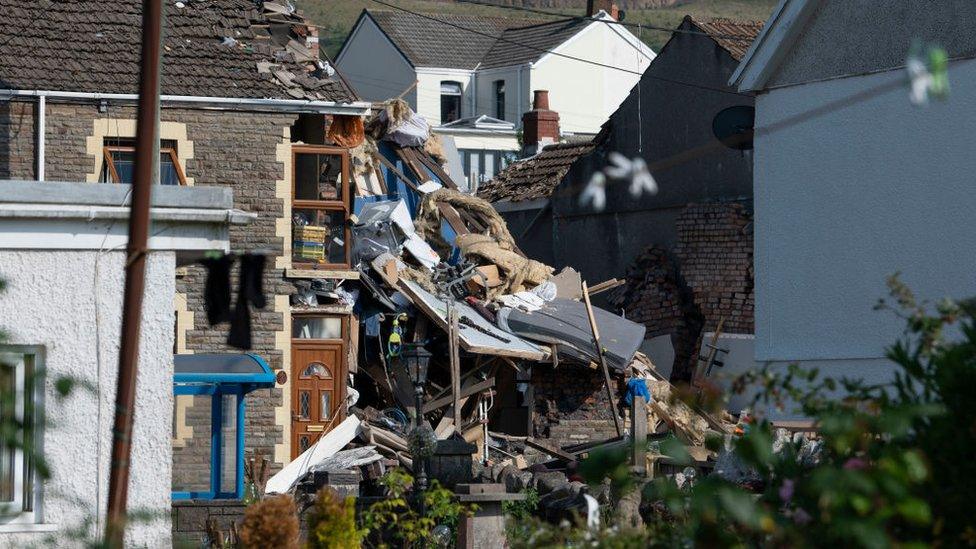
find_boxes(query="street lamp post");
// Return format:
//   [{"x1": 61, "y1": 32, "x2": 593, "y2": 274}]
[{"x1": 402, "y1": 344, "x2": 432, "y2": 518}]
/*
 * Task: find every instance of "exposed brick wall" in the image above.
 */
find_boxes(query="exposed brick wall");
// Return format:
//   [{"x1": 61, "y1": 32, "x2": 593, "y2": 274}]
[
  {"x1": 531, "y1": 363, "x2": 623, "y2": 447},
  {"x1": 609, "y1": 202, "x2": 754, "y2": 380},
  {"x1": 0, "y1": 99, "x2": 297, "y2": 476}
]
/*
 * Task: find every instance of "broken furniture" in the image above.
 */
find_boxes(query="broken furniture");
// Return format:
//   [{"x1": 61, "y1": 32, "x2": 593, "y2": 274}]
[{"x1": 171, "y1": 354, "x2": 276, "y2": 500}]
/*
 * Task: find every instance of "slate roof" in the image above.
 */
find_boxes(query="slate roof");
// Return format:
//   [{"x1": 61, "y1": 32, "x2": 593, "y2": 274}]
[
  {"x1": 478, "y1": 141, "x2": 595, "y2": 203},
  {"x1": 687, "y1": 16, "x2": 764, "y2": 62},
  {"x1": 0, "y1": 0, "x2": 356, "y2": 101},
  {"x1": 364, "y1": 9, "x2": 591, "y2": 70}
]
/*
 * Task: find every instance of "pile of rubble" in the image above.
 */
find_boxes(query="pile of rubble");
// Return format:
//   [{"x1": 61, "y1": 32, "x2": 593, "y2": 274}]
[{"x1": 265, "y1": 100, "x2": 776, "y2": 524}]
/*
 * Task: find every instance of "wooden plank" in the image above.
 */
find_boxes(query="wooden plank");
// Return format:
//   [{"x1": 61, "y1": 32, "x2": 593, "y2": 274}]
[
  {"x1": 582, "y1": 281, "x2": 624, "y2": 437},
  {"x1": 422, "y1": 377, "x2": 495, "y2": 413},
  {"x1": 524, "y1": 437, "x2": 577, "y2": 463},
  {"x1": 412, "y1": 146, "x2": 460, "y2": 190},
  {"x1": 588, "y1": 278, "x2": 625, "y2": 295},
  {"x1": 449, "y1": 304, "x2": 462, "y2": 425},
  {"x1": 436, "y1": 202, "x2": 470, "y2": 238},
  {"x1": 632, "y1": 398, "x2": 647, "y2": 473},
  {"x1": 376, "y1": 154, "x2": 421, "y2": 193}
]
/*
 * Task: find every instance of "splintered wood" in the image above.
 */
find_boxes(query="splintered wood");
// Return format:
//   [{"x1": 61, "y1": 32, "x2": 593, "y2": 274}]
[{"x1": 647, "y1": 380, "x2": 710, "y2": 446}]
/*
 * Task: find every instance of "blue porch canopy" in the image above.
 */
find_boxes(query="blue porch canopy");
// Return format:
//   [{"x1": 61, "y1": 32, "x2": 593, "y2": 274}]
[{"x1": 172, "y1": 354, "x2": 275, "y2": 500}]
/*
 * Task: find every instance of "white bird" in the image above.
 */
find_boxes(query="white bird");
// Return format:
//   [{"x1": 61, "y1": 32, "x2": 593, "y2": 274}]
[{"x1": 580, "y1": 171, "x2": 607, "y2": 211}]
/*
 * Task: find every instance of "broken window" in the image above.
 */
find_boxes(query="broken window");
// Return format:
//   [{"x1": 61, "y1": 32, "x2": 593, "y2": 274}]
[
  {"x1": 0, "y1": 348, "x2": 40, "y2": 525},
  {"x1": 99, "y1": 138, "x2": 187, "y2": 186},
  {"x1": 494, "y1": 80, "x2": 506, "y2": 121},
  {"x1": 292, "y1": 146, "x2": 351, "y2": 269},
  {"x1": 440, "y1": 81, "x2": 462, "y2": 124}
]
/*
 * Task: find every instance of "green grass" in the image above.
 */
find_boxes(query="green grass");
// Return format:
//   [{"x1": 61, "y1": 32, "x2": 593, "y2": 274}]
[{"x1": 298, "y1": 0, "x2": 778, "y2": 58}]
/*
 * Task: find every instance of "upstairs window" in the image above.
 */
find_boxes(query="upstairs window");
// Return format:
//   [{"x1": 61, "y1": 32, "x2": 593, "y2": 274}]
[
  {"x1": 292, "y1": 146, "x2": 351, "y2": 269},
  {"x1": 440, "y1": 81, "x2": 462, "y2": 124},
  {"x1": 494, "y1": 80, "x2": 506, "y2": 121},
  {"x1": 100, "y1": 138, "x2": 187, "y2": 186}
]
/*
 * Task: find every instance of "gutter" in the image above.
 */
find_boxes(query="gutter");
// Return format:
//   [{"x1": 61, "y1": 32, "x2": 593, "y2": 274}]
[
  {"x1": 0, "y1": 203, "x2": 256, "y2": 225},
  {"x1": 0, "y1": 89, "x2": 373, "y2": 116}
]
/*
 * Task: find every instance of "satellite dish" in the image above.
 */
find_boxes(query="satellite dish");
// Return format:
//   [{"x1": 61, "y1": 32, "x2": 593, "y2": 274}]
[{"x1": 712, "y1": 105, "x2": 755, "y2": 150}]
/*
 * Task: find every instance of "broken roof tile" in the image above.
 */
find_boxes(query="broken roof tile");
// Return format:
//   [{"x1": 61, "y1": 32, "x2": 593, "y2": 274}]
[{"x1": 478, "y1": 141, "x2": 595, "y2": 203}]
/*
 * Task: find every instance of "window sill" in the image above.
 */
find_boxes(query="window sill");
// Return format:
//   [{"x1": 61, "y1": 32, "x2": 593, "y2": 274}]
[
  {"x1": 286, "y1": 268, "x2": 359, "y2": 280},
  {"x1": 0, "y1": 522, "x2": 59, "y2": 533}
]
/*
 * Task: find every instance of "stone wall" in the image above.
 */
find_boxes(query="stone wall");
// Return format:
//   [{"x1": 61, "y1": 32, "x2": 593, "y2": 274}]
[
  {"x1": 531, "y1": 363, "x2": 623, "y2": 447},
  {"x1": 609, "y1": 202, "x2": 754, "y2": 380},
  {"x1": 0, "y1": 99, "x2": 297, "y2": 479}
]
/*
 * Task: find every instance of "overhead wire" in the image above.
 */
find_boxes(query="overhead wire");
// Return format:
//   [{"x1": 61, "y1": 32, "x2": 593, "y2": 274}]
[
  {"x1": 361, "y1": 0, "x2": 748, "y2": 97},
  {"x1": 454, "y1": 0, "x2": 759, "y2": 41}
]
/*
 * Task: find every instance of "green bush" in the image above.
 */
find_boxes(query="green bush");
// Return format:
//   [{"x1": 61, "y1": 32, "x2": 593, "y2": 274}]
[
  {"x1": 643, "y1": 276, "x2": 976, "y2": 548},
  {"x1": 306, "y1": 487, "x2": 364, "y2": 549},
  {"x1": 361, "y1": 469, "x2": 472, "y2": 548}
]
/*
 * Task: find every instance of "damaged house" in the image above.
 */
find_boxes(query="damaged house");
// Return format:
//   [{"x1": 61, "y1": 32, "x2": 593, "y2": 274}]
[
  {"x1": 479, "y1": 16, "x2": 763, "y2": 383},
  {"x1": 335, "y1": 2, "x2": 654, "y2": 185}
]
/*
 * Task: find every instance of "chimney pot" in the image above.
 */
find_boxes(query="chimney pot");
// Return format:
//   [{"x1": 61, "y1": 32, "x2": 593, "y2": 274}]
[
  {"x1": 586, "y1": 0, "x2": 619, "y2": 19},
  {"x1": 532, "y1": 90, "x2": 550, "y2": 111}
]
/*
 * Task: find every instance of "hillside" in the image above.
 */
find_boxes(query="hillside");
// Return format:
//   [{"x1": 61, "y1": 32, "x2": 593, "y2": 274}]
[{"x1": 298, "y1": 0, "x2": 778, "y2": 58}]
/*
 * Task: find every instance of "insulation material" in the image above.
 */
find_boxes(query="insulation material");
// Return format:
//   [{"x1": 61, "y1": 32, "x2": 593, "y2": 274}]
[
  {"x1": 647, "y1": 379, "x2": 709, "y2": 446},
  {"x1": 457, "y1": 233, "x2": 552, "y2": 294},
  {"x1": 328, "y1": 115, "x2": 366, "y2": 148}
]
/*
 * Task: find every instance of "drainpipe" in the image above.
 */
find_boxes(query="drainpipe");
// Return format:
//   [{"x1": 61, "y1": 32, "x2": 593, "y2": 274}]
[
  {"x1": 36, "y1": 95, "x2": 45, "y2": 181},
  {"x1": 516, "y1": 65, "x2": 523, "y2": 125},
  {"x1": 470, "y1": 63, "x2": 480, "y2": 116}
]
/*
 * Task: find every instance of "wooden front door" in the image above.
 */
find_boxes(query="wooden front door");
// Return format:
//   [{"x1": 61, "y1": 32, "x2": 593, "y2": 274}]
[{"x1": 291, "y1": 331, "x2": 346, "y2": 458}]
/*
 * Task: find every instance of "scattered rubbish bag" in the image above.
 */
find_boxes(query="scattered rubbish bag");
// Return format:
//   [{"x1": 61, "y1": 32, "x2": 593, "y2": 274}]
[
  {"x1": 380, "y1": 103, "x2": 430, "y2": 148},
  {"x1": 499, "y1": 298, "x2": 646, "y2": 371},
  {"x1": 265, "y1": 415, "x2": 362, "y2": 494}
]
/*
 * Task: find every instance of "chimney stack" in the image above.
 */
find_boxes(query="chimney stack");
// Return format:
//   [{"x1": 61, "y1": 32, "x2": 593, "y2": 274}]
[
  {"x1": 521, "y1": 90, "x2": 560, "y2": 156},
  {"x1": 586, "y1": 0, "x2": 619, "y2": 19}
]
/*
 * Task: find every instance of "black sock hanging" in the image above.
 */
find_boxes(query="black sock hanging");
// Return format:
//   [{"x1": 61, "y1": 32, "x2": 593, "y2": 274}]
[
  {"x1": 227, "y1": 253, "x2": 268, "y2": 349},
  {"x1": 201, "y1": 255, "x2": 233, "y2": 325}
]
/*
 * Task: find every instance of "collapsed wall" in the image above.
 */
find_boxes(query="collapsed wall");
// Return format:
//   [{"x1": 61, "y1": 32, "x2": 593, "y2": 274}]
[{"x1": 609, "y1": 202, "x2": 754, "y2": 380}]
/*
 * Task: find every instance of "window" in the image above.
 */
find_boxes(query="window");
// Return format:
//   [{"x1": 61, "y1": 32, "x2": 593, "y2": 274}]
[
  {"x1": 292, "y1": 147, "x2": 351, "y2": 269},
  {"x1": 440, "y1": 81, "x2": 463, "y2": 124},
  {"x1": 494, "y1": 80, "x2": 506, "y2": 121},
  {"x1": 99, "y1": 138, "x2": 187, "y2": 186},
  {"x1": 0, "y1": 348, "x2": 41, "y2": 526}
]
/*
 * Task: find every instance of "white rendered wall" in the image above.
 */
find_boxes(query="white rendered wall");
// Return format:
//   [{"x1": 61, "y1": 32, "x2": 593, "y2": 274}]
[
  {"x1": 416, "y1": 68, "x2": 475, "y2": 126},
  {"x1": 531, "y1": 21, "x2": 653, "y2": 134},
  {"x1": 335, "y1": 16, "x2": 417, "y2": 105},
  {"x1": 0, "y1": 250, "x2": 175, "y2": 547},
  {"x1": 753, "y1": 58, "x2": 976, "y2": 373}
]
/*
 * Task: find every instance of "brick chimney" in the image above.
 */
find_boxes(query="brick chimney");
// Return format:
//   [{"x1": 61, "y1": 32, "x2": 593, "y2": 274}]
[
  {"x1": 521, "y1": 90, "x2": 560, "y2": 156},
  {"x1": 586, "y1": 0, "x2": 619, "y2": 19}
]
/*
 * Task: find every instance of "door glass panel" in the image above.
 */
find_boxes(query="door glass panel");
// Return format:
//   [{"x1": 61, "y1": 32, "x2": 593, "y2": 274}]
[
  {"x1": 295, "y1": 152, "x2": 344, "y2": 201},
  {"x1": 220, "y1": 394, "x2": 237, "y2": 495},
  {"x1": 0, "y1": 364, "x2": 14, "y2": 502},
  {"x1": 299, "y1": 436, "x2": 310, "y2": 454},
  {"x1": 171, "y1": 395, "x2": 213, "y2": 494},
  {"x1": 299, "y1": 391, "x2": 310, "y2": 420},
  {"x1": 320, "y1": 392, "x2": 331, "y2": 421},
  {"x1": 293, "y1": 317, "x2": 342, "y2": 339},
  {"x1": 301, "y1": 362, "x2": 331, "y2": 379}
]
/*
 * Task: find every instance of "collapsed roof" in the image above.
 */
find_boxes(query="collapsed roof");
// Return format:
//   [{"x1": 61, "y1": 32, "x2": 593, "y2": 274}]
[
  {"x1": 477, "y1": 141, "x2": 596, "y2": 203},
  {"x1": 0, "y1": 0, "x2": 356, "y2": 101}
]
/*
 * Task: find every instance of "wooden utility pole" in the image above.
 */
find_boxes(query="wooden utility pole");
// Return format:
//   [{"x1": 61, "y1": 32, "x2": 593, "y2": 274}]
[
  {"x1": 582, "y1": 281, "x2": 623, "y2": 437},
  {"x1": 104, "y1": 1, "x2": 163, "y2": 546}
]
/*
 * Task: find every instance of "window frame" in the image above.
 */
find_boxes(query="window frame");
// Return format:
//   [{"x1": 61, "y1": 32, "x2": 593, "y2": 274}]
[
  {"x1": 0, "y1": 346, "x2": 43, "y2": 528},
  {"x1": 101, "y1": 144, "x2": 188, "y2": 186},
  {"x1": 291, "y1": 145, "x2": 352, "y2": 270},
  {"x1": 494, "y1": 79, "x2": 506, "y2": 121},
  {"x1": 440, "y1": 80, "x2": 463, "y2": 124}
]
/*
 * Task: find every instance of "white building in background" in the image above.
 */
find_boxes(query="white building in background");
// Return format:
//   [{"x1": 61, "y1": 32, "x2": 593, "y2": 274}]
[
  {"x1": 0, "y1": 181, "x2": 250, "y2": 546},
  {"x1": 335, "y1": 3, "x2": 654, "y2": 186},
  {"x1": 729, "y1": 0, "x2": 976, "y2": 412}
]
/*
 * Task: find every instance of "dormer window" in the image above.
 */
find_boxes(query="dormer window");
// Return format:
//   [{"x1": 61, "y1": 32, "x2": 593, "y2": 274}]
[{"x1": 440, "y1": 81, "x2": 462, "y2": 124}]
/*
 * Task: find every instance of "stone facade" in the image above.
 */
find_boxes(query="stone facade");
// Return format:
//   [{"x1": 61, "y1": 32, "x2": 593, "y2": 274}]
[
  {"x1": 0, "y1": 99, "x2": 299, "y2": 478},
  {"x1": 609, "y1": 202, "x2": 754, "y2": 380}
]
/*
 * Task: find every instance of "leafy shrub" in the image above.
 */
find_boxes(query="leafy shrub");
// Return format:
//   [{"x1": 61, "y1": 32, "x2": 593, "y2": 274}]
[
  {"x1": 238, "y1": 494, "x2": 299, "y2": 549},
  {"x1": 361, "y1": 468, "x2": 472, "y2": 548},
  {"x1": 642, "y1": 276, "x2": 976, "y2": 547},
  {"x1": 306, "y1": 487, "x2": 364, "y2": 549}
]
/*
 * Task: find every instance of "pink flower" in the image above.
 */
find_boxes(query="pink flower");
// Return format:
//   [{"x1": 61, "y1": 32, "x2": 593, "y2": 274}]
[
  {"x1": 778, "y1": 479, "x2": 795, "y2": 502},
  {"x1": 843, "y1": 457, "x2": 867, "y2": 470}
]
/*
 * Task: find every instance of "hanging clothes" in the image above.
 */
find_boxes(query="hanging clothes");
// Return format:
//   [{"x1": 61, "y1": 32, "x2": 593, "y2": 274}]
[
  {"x1": 227, "y1": 253, "x2": 267, "y2": 349},
  {"x1": 201, "y1": 255, "x2": 234, "y2": 325}
]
